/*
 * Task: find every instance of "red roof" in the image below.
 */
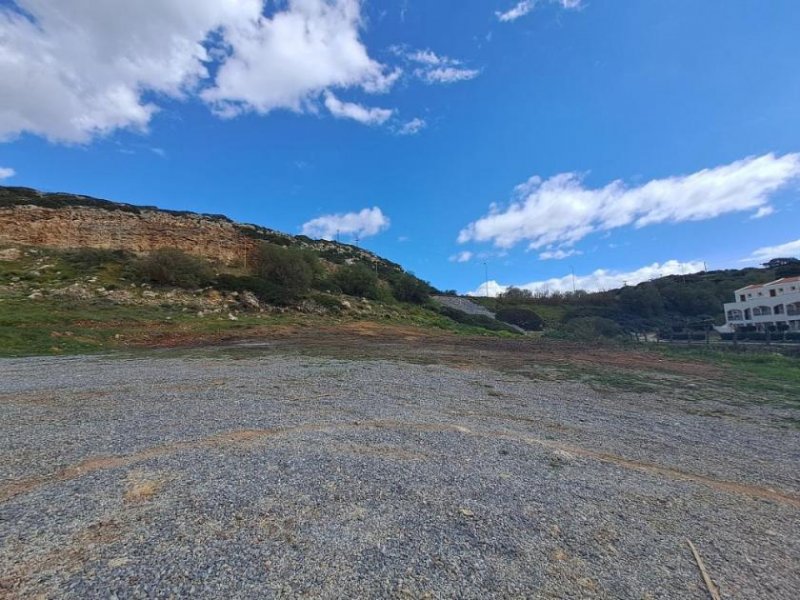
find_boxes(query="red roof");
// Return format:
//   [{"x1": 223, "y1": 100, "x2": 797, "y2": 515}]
[{"x1": 769, "y1": 276, "x2": 800, "y2": 285}]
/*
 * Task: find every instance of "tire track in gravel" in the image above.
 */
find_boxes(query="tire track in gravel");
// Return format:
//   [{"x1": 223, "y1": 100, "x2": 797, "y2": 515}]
[{"x1": 2, "y1": 420, "x2": 799, "y2": 509}]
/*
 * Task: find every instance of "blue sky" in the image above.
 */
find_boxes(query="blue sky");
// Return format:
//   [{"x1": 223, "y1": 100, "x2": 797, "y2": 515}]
[{"x1": 1, "y1": 0, "x2": 799, "y2": 294}]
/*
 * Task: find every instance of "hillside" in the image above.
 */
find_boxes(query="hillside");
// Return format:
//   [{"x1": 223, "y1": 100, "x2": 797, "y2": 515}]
[
  {"x1": 0, "y1": 186, "x2": 525, "y2": 356},
  {"x1": 476, "y1": 262, "x2": 800, "y2": 337},
  {"x1": 0, "y1": 186, "x2": 405, "y2": 277}
]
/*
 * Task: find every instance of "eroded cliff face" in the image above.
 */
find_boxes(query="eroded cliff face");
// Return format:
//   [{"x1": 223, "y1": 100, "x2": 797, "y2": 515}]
[{"x1": 0, "y1": 205, "x2": 262, "y2": 264}]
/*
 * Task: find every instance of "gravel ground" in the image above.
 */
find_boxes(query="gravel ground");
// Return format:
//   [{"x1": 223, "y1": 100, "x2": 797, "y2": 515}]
[{"x1": 1, "y1": 351, "x2": 799, "y2": 599}]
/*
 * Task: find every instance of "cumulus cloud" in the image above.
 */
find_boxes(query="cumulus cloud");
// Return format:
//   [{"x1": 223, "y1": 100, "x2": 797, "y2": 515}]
[
  {"x1": 459, "y1": 153, "x2": 800, "y2": 250},
  {"x1": 745, "y1": 239, "x2": 800, "y2": 264},
  {"x1": 400, "y1": 48, "x2": 480, "y2": 85},
  {"x1": 539, "y1": 248, "x2": 581, "y2": 260},
  {"x1": 324, "y1": 92, "x2": 393, "y2": 125},
  {"x1": 301, "y1": 207, "x2": 390, "y2": 241},
  {"x1": 0, "y1": 0, "x2": 398, "y2": 143},
  {"x1": 0, "y1": 167, "x2": 15, "y2": 180},
  {"x1": 467, "y1": 260, "x2": 705, "y2": 297},
  {"x1": 204, "y1": 0, "x2": 399, "y2": 116},
  {"x1": 496, "y1": 0, "x2": 581, "y2": 23},
  {"x1": 449, "y1": 251, "x2": 474, "y2": 263},
  {"x1": 396, "y1": 118, "x2": 427, "y2": 136}
]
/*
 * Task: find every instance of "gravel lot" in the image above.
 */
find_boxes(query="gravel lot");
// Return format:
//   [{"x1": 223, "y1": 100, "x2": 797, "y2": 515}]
[{"x1": 1, "y1": 349, "x2": 799, "y2": 599}]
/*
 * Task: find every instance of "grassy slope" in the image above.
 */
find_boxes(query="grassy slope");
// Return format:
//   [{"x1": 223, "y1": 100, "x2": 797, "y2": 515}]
[{"x1": 0, "y1": 247, "x2": 515, "y2": 357}]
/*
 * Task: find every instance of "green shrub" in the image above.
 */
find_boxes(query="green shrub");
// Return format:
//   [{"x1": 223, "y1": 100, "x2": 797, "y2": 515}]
[
  {"x1": 619, "y1": 284, "x2": 664, "y2": 318},
  {"x1": 390, "y1": 272, "x2": 431, "y2": 304},
  {"x1": 133, "y1": 248, "x2": 212, "y2": 288},
  {"x1": 559, "y1": 316, "x2": 623, "y2": 340},
  {"x1": 499, "y1": 287, "x2": 533, "y2": 301},
  {"x1": 61, "y1": 248, "x2": 129, "y2": 270},
  {"x1": 216, "y1": 273, "x2": 297, "y2": 305},
  {"x1": 495, "y1": 307, "x2": 544, "y2": 331},
  {"x1": 310, "y1": 293, "x2": 344, "y2": 311},
  {"x1": 252, "y1": 243, "x2": 315, "y2": 301},
  {"x1": 333, "y1": 264, "x2": 380, "y2": 299}
]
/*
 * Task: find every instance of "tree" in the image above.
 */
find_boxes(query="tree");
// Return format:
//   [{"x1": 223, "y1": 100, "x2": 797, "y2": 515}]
[
  {"x1": 133, "y1": 248, "x2": 212, "y2": 289},
  {"x1": 390, "y1": 272, "x2": 431, "y2": 304},
  {"x1": 500, "y1": 287, "x2": 533, "y2": 302},
  {"x1": 252, "y1": 243, "x2": 313, "y2": 302},
  {"x1": 334, "y1": 264, "x2": 380, "y2": 299},
  {"x1": 619, "y1": 284, "x2": 664, "y2": 318}
]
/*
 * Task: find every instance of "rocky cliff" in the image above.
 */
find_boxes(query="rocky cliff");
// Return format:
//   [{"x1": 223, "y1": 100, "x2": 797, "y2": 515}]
[{"x1": 0, "y1": 186, "x2": 401, "y2": 272}]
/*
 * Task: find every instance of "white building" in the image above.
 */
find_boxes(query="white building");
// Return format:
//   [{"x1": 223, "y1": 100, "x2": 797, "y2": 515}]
[{"x1": 721, "y1": 276, "x2": 800, "y2": 332}]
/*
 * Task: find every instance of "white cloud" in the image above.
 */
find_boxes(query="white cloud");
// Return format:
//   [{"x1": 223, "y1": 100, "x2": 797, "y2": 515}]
[
  {"x1": 205, "y1": 1, "x2": 400, "y2": 117},
  {"x1": 396, "y1": 118, "x2": 427, "y2": 136},
  {"x1": 449, "y1": 251, "x2": 474, "y2": 263},
  {"x1": 496, "y1": 0, "x2": 581, "y2": 23},
  {"x1": 0, "y1": 167, "x2": 15, "y2": 180},
  {"x1": 467, "y1": 260, "x2": 705, "y2": 297},
  {"x1": 0, "y1": 0, "x2": 398, "y2": 143},
  {"x1": 746, "y1": 239, "x2": 800, "y2": 264},
  {"x1": 301, "y1": 207, "x2": 390, "y2": 241},
  {"x1": 539, "y1": 248, "x2": 581, "y2": 260},
  {"x1": 496, "y1": 1, "x2": 536, "y2": 22},
  {"x1": 459, "y1": 153, "x2": 800, "y2": 250},
  {"x1": 401, "y1": 48, "x2": 480, "y2": 85},
  {"x1": 0, "y1": 0, "x2": 255, "y2": 143},
  {"x1": 751, "y1": 206, "x2": 775, "y2": 219},
  {"x1": 324, "y1": 92, "x2": 393, "y2": 125},
  {"x1": 422, "y1": 67, "x2": 480, "y2": 84}
]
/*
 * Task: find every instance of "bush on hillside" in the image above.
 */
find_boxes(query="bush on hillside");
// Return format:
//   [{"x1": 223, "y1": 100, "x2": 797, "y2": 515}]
[
  {"x1": 133, "y1": 248, "x2": 213, "y2": 288},
  {"x1": 252, "y1": 243, "x2": 315, "y2": 301},
  {"x1": 619, "y1": 284, "x2": 664, "y2": 318},
  {"x1": 390, "y1": 272, "x2": 431, "y2": 304},
  {"x1": 558, "y1": 316, "x2": 623, "y2": 340},
  {"x1": 333, "y1": 264, "x2": 380, "y2": 299},
  {"x1": 499, "y1": 287, "x2": 533, "y2": 302},
  {"x1": 61, "y1": 248, "x2": 130, "y2": 270},
  {"x1": 495, "y1": 307, "x2": 544, "y2": 331},
  {"x1": 215, "y1": 274, "x2": 292, "y2": 305},
  {"x1": 775, "y1": 263, "x2": 800, "y2": 278}
]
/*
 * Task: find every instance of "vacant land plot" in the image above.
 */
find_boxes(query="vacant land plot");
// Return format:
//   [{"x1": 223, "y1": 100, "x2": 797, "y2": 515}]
[{"x1": 1, "y1": 335, "x2": 799, "y2": 598}]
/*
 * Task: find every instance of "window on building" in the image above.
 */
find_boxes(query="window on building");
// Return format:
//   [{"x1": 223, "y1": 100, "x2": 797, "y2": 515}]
[
  {"x1": 770, "y1": 289, "x2": 776, "y2": 297},
  {"x1": 740, "y1": 294, "x2": 746, "y2": 302},
  {"x1": 775, "y1": 304, "x2": 785, "y2": 315}
]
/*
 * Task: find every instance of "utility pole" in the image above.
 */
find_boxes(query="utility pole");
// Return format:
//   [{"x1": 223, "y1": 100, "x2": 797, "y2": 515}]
[
  {"x1": 571, "y1": 266, "x2": 576, "y2": 294},
  {"x1": 483, "y1": 261, "x2": 489, "y2": 298}
]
